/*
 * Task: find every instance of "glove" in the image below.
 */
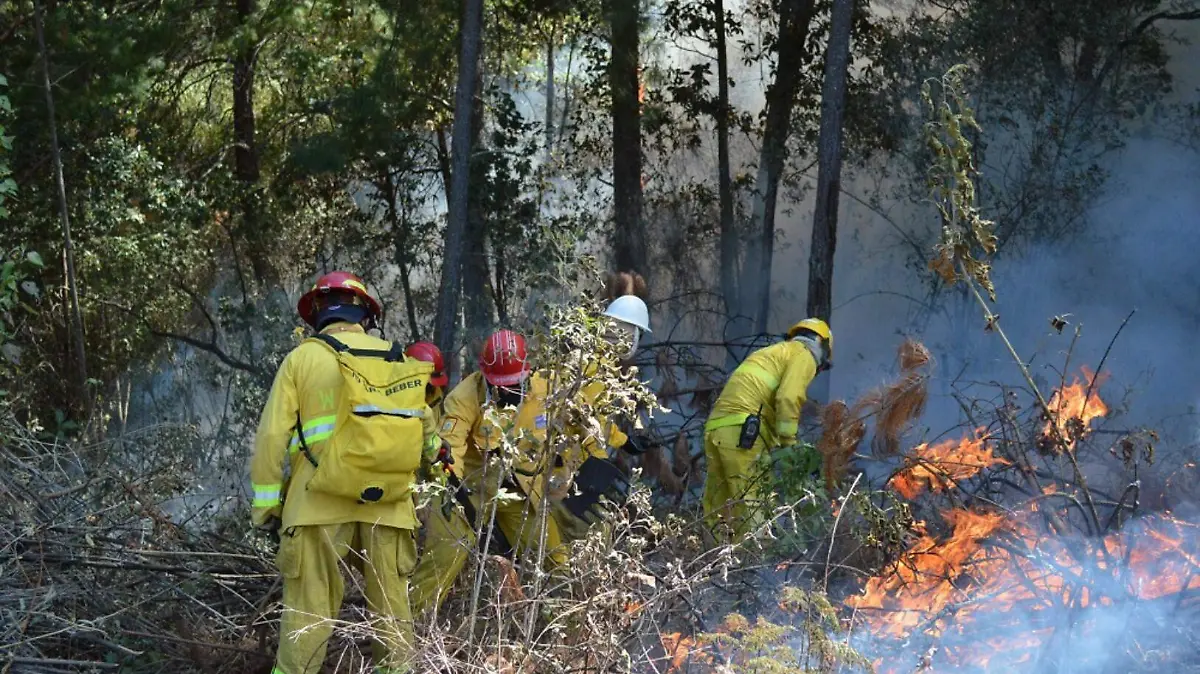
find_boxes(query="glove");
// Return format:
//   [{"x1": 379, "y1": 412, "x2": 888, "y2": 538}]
[
  {"x1": 560, "y1": 457, "x2": 631, "y2": 524},
  {"x1": 622, "y1": 433, "x2": 655, "y2": 455},
  {"x1": 552, "y1": 500, "x2": 593, "y2": 541},
  {"x1": 256, "y1": 515, "x2": 282, "y2": 545}
]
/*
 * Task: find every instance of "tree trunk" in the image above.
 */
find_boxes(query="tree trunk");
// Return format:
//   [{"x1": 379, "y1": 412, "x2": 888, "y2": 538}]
[
  {"x1": 714, "y1": 0, "x2": 738, "y2": 327},
  {"x1": 805, "y1": 0, "x2": 852, "y2": 405},
  {"x1": 433, "y1": 0, "x2": 485, "y2": 364},
  {"x1": 383, "y1": 171, "x2": 422, "y2": 340},
  {"x1": 492, "y1": 239, "x2": 509, "y2": 324},
  {"x1": 232, "y1": 0, "x2": 265, "y2": 284},
  {"x1": 545, "y1": 31, "x2": 555, "y2": 155},
  {"x1": 607, "y1": 0, "x2": 646, "y2": 274},
  {"x1": 746, "y1": 0, "x2": 817, "y2": 334},
  {"x1": 462, "y1": 83, "x2": 492, "y2": 364},
  {"x1": 806, "y1": 0, "x2": 852, "y2": 324},
  {"x1": 35, "y1": 0, "x2": 88, "y2": 412}
]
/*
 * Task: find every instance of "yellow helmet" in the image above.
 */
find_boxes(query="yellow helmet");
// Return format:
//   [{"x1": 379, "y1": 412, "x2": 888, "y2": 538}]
[{"x1": 786, "y1": 318, "x2": 833, "y2": 359}]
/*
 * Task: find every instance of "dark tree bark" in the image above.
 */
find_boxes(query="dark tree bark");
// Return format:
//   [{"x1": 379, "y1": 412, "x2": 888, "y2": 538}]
[
  {"x1": 433, "y1": 0, "x2": 485, "y2": 364},
  {"x1": 606, "y1": 0, "x2": 646, "y2": 275},
  {"x1": 382, "y1": 171, "x2": 421, "y2": 340},
  {"x1": 806, "y1": 0, "x2": 853, "y2": 324},
  {"x1": 232, "y1": 0, "x2": 265, "y2": 283},
  {"x1": 35, "y1": 0, "x2": 88, "y2": 411},
  {"x1": 805, "y1": 0, "x2": 853, "y2": 405},
  {"x1": 714, "y1": 0, "x2": 738, "y2": 324},
  {"x1": 545, "y1": 31, "x2": 556, "y2": 155},
  {"x1": 462, "y1": 83, "x2": 492, "y2": 363},
  {"x1": 746, "y1": 0, "x2": 817, "y2": 333}
]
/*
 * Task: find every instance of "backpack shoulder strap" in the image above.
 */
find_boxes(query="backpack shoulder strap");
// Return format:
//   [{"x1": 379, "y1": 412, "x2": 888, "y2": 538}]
[
  {"x1": 311, "y1": 333, "x2": 349, "y2": 353},
  {"x1": 310, "y1": 333, "x2": 406, "y2": 362}
]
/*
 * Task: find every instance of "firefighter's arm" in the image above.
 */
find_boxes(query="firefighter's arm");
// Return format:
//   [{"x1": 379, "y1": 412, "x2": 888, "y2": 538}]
[
  {"x1": 417, "y1": 403, "x2": 443, "y2": 480},
  {"x1": 774, "y1": 345, "x2": 818, "y2": 445},
  {"x1": 421, "y1": 403, "x2": 443, "y2": 460},
  {"x1": 440, "y1": 382, "x2": 479, "y2": 468},
  {"x1": 249, "y1": 353, "x2": 300, "y2": 529},
  {"x1": 577, "y1": 380, "x2": 628, "y2": 458}
]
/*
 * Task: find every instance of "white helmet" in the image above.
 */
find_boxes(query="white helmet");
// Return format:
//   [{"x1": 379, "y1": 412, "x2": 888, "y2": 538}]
[{"x1": 602, "y1": 295, "x2": 652, "y2": 333}]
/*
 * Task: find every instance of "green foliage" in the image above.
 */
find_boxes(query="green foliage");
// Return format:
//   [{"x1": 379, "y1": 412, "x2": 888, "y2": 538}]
[
  {"x1": 0, "y1": 72, "x2": 13, "y2": 220},
  {"x1": 923, "y1": 64, "x2": 999, "y2": 300},
  {"x1": 0, "y1": 247, "x2": 44, "y2": 392},
  {"x1": 765, "y1": 442, "x2": 827, "y2": 546},
  {"x1": 698, "y1": 587, "x2": 873, "y2": 673},
  {"x1": 870, "y1": 0, "x2": 1181, "y2": 276}
]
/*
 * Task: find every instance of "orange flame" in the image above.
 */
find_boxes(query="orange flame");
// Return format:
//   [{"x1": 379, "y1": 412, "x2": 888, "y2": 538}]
[
  {"x1": 1040, "y1": 367, "x2": 1109, "y2": 452},
  {"x1": 849, "y1": 505, "x2": 1200, "y2": 671},
  {"x1": 660, "y1": 632, "x2": 712, "y2": 672},
  {"x1": 846, "y1": 509, "x2": 1010, "y2": 638},
  {"x1": 889, "y1": 428, "x2": 1009, "y2": 499}
]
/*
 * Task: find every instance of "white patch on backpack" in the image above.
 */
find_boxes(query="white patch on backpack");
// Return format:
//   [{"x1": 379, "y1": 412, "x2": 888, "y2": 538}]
[{"x1": 535, "y1": 415, "x2": 547, "y2": 429}]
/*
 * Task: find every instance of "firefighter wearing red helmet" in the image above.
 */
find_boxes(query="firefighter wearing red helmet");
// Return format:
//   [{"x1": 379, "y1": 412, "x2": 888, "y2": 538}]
[
  {"x1": 296, "y1": 271, "x2": 383, "y2": 332},
  {"x1": 405, "y1": 340, "x2": 454, "y2": 481},
  {"x1": 251, "y1": 270, "x2": 438, "y2": 674},
  {"x1": 410, "y1": 329, "x2": 578, "y2": 613}
]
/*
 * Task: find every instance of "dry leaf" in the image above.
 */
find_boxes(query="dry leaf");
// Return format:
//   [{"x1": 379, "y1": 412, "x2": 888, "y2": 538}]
[{"x1": 671, "y1": 433, "x2": 691, "y2": 478}]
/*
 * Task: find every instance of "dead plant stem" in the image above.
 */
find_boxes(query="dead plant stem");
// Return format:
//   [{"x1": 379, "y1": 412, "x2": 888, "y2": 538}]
[{"x1": 959, "y1": 264, "x2": 1103, "y2": 534}]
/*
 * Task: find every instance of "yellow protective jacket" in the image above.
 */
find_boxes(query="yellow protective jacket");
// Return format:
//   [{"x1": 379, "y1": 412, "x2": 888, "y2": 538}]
[
  {"x1": 704, "y1": 339, "x2": 818, "y2": 448},
  {"x1": 249, "y1": 323, "x2": 439, "y2": 530},
  {"x1": 439, "y1": 368, "x2": 627, "y2": 502}
]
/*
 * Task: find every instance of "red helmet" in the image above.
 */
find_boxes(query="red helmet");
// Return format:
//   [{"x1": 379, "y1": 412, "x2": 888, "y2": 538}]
[
  {"x1": 479, "y1": 330, "x2": 530, "y2": 387},
  {"x1": 405, "y1": 341, "x2": 448, "y2": 387},
  {"x1": 297, "y1": 271, "x2": 382, "y2": 329}
]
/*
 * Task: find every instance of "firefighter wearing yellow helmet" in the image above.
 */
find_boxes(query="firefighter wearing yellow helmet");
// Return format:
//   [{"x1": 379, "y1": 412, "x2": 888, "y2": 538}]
[{"x1": 701, "y1": 318, "x2": 832, "y2": 543}]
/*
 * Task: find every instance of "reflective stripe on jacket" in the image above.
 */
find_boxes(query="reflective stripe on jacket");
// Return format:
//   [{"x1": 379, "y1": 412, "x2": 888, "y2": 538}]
[
  {"x1": 248, "y1": 322, "x2": 438, "y2": 529},
  {"x1": 704, "y1": 340, "x2": 818, "y2": 448}
]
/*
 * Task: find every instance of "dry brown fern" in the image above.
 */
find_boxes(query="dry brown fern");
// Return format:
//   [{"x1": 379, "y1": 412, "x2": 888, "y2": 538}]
[
  {"x1": 671, "y1": 433, "x2": 691, "y2": 478},
  {"x1": 869, "y1": 339, "x2": 933, "y2": 456},
  {"x1": 599, "y1": 271, "x2": 649, "y2": 302},
  {"x1": 817, "y1": 400, "x2": 867, "y2": 495},
  {"x1": 642, "y1": 444, "x2": 684, "y2": 494}
]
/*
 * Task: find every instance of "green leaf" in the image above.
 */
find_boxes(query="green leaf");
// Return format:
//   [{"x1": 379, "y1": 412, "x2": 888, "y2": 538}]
[
  {"x1": 26, "y1": 251, "x2": 44, "y2": 268},
  {"x1": 0, "y1": 73, "x2": 7, "y2": 86}
]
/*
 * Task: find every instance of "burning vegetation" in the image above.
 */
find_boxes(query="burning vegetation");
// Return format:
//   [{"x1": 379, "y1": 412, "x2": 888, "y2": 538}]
[{"x1": 843, "y1": 366, "x2": 1200, "y2": 673}]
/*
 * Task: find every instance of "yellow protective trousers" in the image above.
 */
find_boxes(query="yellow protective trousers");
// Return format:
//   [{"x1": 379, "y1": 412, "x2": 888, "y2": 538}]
[
  {"x1": 272, "y1": 522, "x2": 418, "y2": 674},
  {"x1": 409, "y1": 488, "x2": 565, "y2": 615},
  {"x1": 702, "y1": 425, "x2": 773, "y2": 544}
]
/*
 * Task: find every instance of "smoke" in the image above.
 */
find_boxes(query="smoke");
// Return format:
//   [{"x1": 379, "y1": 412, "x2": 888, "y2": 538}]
[{"x1": 822, "y1": 133, "x2": 1200, "y2": 444}]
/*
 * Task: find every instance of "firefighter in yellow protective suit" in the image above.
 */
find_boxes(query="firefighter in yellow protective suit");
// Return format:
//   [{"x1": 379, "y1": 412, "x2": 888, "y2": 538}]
[
  {"x1": 548, "y1": 293, "x2": 653, "y2": 543},
  {"x1": 249, "y1": 271, "x2": 440, "y2": 674},
  {"x1": 410, "y1": 328, "x2": 632, "y2": 614},
  {"x1": 409, "y1": 329, "x2": 554, "y2": 614},
  {"x1": 702, "y1": 318, "x2": 833, "y2": 544}
]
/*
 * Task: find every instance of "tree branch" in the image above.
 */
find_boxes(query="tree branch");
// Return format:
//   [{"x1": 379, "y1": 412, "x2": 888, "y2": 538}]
[{"x1": 150, "y1": 329, "x2": 267, "y2": 381}]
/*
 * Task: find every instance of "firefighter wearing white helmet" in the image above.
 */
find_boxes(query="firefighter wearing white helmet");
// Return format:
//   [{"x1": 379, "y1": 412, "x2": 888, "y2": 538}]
[
  {"x1": 701, "y1": 317, "x2": 833, "y2": 544},
  {"x1": 545, "y1": 293, "x2": 654, "y2": 544},
  {"x1": 602, "y1": 294, "x2": 652, "y2": 360}
]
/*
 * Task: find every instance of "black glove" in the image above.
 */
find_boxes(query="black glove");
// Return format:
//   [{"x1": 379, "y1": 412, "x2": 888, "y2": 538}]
[
  {"x1": 623, "y1": 433, "x2": 656, "y2": 455},
  {"x1": 257, "y1": 515, "x2": 282, "y2": 545},
  {"x1": 561, "y1": 457, "x2": 632, "y2": 524}
]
